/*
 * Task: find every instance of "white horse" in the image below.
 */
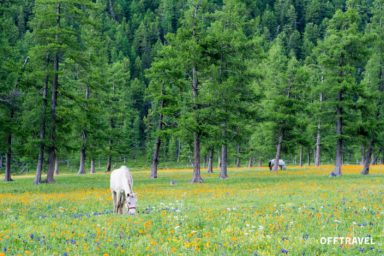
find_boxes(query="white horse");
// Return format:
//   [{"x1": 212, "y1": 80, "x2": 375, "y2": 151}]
[
  {"x1": 110, "y1": 166, "x2": 137, "y2": 215},
  {"x1": 268, "y1": 159, "x2": 286, "y2": 171}
]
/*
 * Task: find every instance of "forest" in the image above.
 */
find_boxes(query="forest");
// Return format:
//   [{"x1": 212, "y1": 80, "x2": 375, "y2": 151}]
[{"x1": 1, "y1": 0, "x2": 384, "y2": 183}]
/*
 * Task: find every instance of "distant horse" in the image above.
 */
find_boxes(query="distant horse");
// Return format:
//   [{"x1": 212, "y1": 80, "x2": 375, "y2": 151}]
[
  {"x1": 110, "y1": 166, "x2": 137, "y2": 215},
  {"x1": 268, "y1": 159, "x2": 287, "y2": 171}
]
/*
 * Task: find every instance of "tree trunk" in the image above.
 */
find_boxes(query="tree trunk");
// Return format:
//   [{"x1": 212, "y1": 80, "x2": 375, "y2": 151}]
[
  {"x1": 5, "y1": 130, "x2": 13, "y2": 182},
  {"x1": 220, "y1": 144, "x2": 228, "y2": 179},
  {"x1": 35, "y1": 143, "x2": 44, "y2": 182},
  {"x1": 314, "y1": 93, "x2": 322, "y2": 167},
  {"x1": 371, "y1": 153, "x2": 377, "y2": 165},
  {"x1": 46, "y1": 4, "x2": 61, "y2": 183},
  {"x1": 207, "y1": 148, "x2": 213, "y2": 173},
  {"x1": 150, "y1": 99, "x2": 163, "y2": 179},
  {"x1": 0, "y1": 155, "x2": 2, "y2": 169},
  {"x1": 78, "y1": 85, "x2": 90, "y2": 175},
  {"x1": 307, "y1": 149, "x2": 311, "y2": 166},
  {"x1": 258, "y1": 159, "x2": 262, "y2": 167},
  {"x1": 78, "y1": 145, "x2": 86, "y2": 174},
  {"x1": 332, "y1": 91, "x2": 343, "y2": 176},
  {"x1": 90, "y1": 158, "x2": 95, "y2": 174},
  {"x1": 54, "y1": 157, "x2": 59, "y2": 175},
  {"x1": 272, "y1": 133, "x2": 283, "y2": 171},
  {"x1": 46, "y1": 149, "x2": 56, "y2": 183},
  {"x1": 361, "y1": 140, "x2": 374, "y2": 175},
  {"x1": 106, "y1": 116, "x2": 114, "y2": 173},
  {"x1": 235, "y1": 144, "x2": 240, "y2": 167},
  {"x1": 106, "y1": 155, "x2": 112, "y2": 172},
  {"x1": 381, "y1": 150, "x2": 384, "y2": 164},
  {"x1": 150, "y1": 137, "x2": 161, "y2": 178},
  {"x1": 191, "y1": 63, "x2": 203, "y2": 183},
  {"x1": 314, "y1": 122, "x2": 321, "y2": 167},
  {"x1": 190, "y1": 4, "x2": 203, "y2": 183},
  {"x1": 371, "y1": 148, "x2": 382, "y2": 165},
  {"x1": 191, "y1": 132, "x2": 203, "y2": 182},
  {"x1": 299, "y1": 146, "x2": 303, "y2": 167},
  {"x1": 248, "y1": 157, "x2": 253, "y2": 168},
  {"x1": 176, "y1": 139, "x2": 181, "y2": 162},
  {"x1": 35, "y1": 68, "x2": 49, "y2": 184}
]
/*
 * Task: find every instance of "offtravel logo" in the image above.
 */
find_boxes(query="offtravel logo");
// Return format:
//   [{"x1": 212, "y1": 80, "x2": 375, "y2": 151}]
[{"x1": 320, "y1": 237, "x2": 375, "y2": 245}]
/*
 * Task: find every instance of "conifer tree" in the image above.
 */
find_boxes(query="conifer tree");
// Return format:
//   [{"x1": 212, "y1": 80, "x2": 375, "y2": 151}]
[{"x1": 314, "y1": 3, "x2": 366, "y2": 176}]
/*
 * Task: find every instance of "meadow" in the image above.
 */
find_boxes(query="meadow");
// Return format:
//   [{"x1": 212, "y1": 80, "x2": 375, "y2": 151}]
[{"x1": 0, "y1": 166, "x2": 383, "y2": 255}]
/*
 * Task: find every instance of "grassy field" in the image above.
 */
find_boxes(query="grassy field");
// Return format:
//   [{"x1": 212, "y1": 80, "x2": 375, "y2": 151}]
[{"x1": 0, "y1": 165, "x2": 383, "y2": 255}]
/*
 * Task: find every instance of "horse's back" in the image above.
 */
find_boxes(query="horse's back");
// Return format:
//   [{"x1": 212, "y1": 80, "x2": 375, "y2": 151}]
[
  {"x1": 270, "y1": 159, "x2": 286, "y2": 166},
  {"x1": 110, "y1": 166, "x2": 132, "y2": 192}
]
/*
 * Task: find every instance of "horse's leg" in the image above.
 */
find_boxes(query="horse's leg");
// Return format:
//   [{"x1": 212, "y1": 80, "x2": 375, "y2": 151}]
[
  {"x1": 117, "y1": 191, "x2": 125, "y2": 214},
  {"x1": 117, "y1": 191, "x2": 121, "y2": 214},
  {"x1": 112, "y1": 191, "x2": 118, "y2": 214}
]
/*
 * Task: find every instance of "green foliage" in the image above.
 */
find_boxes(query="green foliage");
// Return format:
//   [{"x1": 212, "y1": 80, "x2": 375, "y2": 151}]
[{"x1": 1, "y1": 0, "x2": 384, "y2": 175}]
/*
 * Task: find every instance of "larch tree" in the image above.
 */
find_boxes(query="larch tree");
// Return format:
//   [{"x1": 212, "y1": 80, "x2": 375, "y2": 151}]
[
  {"x1": 262, "y1": 39, "x2": 303, "y2": 172},
  {"x1": 29, "y1": 0, "x2": 94, "y2": 183},
  {"x1": 0, "y1": 2, "x2": 25, "y2": 182},
  {"x1": 204, "y1": 0, "x2": 257, "y2": 179},
  {"x1": 146, "y1": 39, "x2": 184, "y2": 178},
  {"x1": 170, "y1": 0, "x2": 210, "y2": 183},
  {"x1": 359, "y1": 0, "x2": 384, "y2": 175},
  {"x1": 314, "y1": 3, "x2": 366, "y2": 176}
]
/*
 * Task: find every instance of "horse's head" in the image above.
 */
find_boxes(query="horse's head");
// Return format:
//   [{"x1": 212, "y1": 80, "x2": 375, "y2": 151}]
[{"x1": 126, "y1": 193, "x2": 137, "y2": 215}]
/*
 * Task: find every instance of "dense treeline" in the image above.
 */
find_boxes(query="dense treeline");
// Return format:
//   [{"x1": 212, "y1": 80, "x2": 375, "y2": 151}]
[{"x1": 1, "y1": 0, "x2": 383, "y2": 182}]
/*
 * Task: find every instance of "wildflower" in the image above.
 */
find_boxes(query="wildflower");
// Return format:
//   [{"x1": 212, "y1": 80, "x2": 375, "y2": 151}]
[
  {"x1": 25, "y1": 251, "x2": 31, "y2": 255},
  {"x1": 63, "y1": 253, "x2": 68, "y2": 256},
  {"x1": 30, "y1": 234, "x2": 34, "y2": 239},
  {"x1": 70, "y1": 239, "x2": 76, "y2": 244},
  {"x1": 281, "y1": 249, "x2": 288, "y2": 254},
  {"x1": 258, "y1": 225, "x2": 264, "y2": 230}
]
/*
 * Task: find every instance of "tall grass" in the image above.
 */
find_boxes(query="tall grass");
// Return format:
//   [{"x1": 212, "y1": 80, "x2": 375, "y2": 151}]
[{"x1": 0, "y1": 166, "x2": 383, "y2": 255}]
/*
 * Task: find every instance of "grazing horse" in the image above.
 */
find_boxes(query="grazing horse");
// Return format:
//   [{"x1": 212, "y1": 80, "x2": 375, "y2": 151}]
[
  {"x1": 110, "y1": 166, "x2": 137, "y2": 215},
  {"x1": 268, "y1": 159, "x2": 287, "y2": 171}
]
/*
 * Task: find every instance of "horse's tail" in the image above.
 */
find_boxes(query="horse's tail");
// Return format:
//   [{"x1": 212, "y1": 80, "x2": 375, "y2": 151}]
[{"x1": 117, "y1": 190, "x2": 126, "y2": 211}]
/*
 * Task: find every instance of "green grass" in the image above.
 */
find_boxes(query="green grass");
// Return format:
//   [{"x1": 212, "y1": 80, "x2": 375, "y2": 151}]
[{"x1": 0, "y1": 167, "x2": 383, "y2": 255}]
